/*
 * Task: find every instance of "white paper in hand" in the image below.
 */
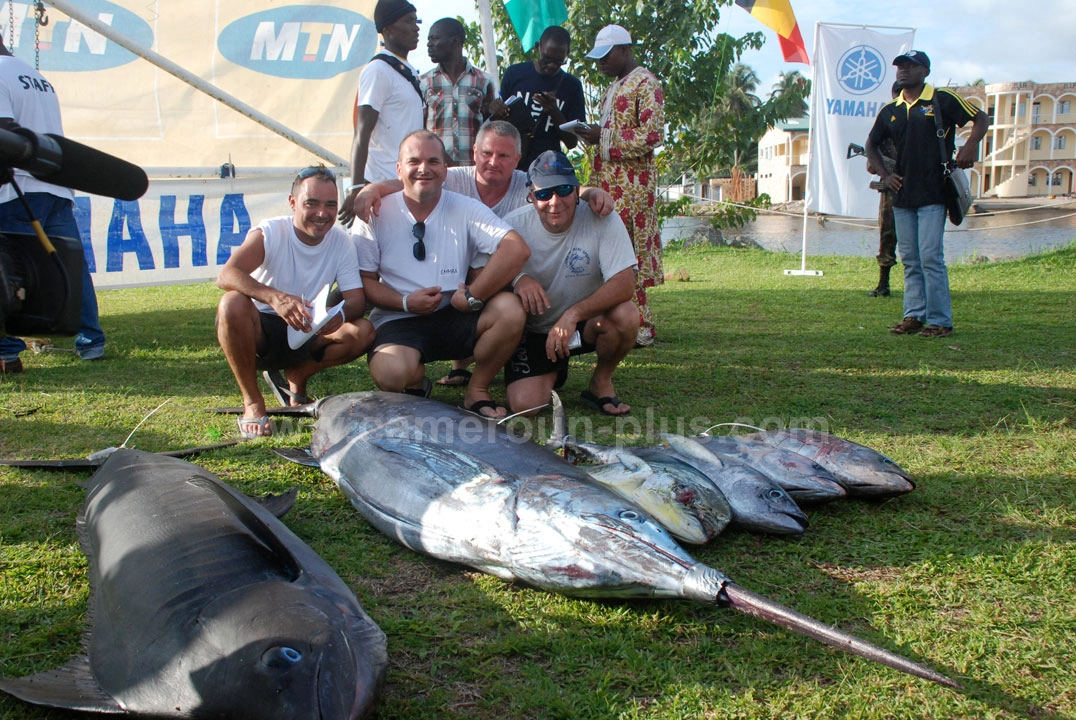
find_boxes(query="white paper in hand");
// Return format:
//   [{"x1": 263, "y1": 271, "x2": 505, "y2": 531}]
[{"x1": 287, "y1": 283, "x2": 344, "y2": 349}]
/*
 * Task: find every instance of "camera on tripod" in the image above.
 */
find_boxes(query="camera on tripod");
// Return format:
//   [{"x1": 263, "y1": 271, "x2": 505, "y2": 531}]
[{"x1": 0, "y1": 124, "x2": 147, "y2": 337}]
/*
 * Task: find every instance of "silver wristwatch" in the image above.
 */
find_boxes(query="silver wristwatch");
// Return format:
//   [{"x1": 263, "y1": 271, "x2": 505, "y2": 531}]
[{"x1": 464, "y1": 288, "x2": 484, "y2": 312}]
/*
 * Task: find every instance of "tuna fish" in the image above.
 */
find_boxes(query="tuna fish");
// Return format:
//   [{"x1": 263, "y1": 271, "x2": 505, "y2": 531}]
[
  {"x1": 302, "y1": 392, "x2": 957, "y2": 687},
  {"x1": 692, "y1": 434, "x2": 847, "y2": 503},
  {"x1": 547, "y1": 394, "x2": 732, "y2": 543},
  {"x1": 656, "y1": 435, "x2": 809, "y2": 535},
  {"x1": 0, "y1": 449, "x2": 387, "y2": 718},
  {"x1": 739, "y1": 428, "x2": 916, "y2": 497}
]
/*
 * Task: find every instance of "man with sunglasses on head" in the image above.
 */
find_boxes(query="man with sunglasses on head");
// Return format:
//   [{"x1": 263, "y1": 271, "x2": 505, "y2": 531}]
[
  {"x1": 495, "y1": 25, "x2": 586, "y2": 170},
  {"x1": 216, "y1": 166, "x2": 374, "y2": 439},
  {"x1": 502, "y1": 151, "x2": 639, "y2": 417},
  {"x1": 352, "y1": 130, "x2": 530, "y2": 419}
]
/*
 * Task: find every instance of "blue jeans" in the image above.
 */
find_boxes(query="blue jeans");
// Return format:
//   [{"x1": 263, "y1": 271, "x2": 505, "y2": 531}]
[
  {"x1": 893, "y1": 204, "x2": 952, "y2": 328},
  {"x1": 0, "y1": 193, "x2": 105, "y2": 358}
]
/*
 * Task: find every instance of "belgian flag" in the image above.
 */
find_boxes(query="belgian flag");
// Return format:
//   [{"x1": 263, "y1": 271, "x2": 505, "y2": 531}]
[{"x1": 734, "y1": 0, "x2": 809, "y2": 64}]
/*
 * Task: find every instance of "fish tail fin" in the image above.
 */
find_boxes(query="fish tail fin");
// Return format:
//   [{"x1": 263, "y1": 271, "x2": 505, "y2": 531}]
[{"x1": 0, "y1": 656, "x2": 124, "y2": 713}]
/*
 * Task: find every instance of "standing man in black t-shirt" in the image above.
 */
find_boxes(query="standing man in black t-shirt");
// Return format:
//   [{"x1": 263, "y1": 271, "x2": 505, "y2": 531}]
[
  {"x1": 496, "y1": 26, "x2": 586, "y2": 170},
  {"x1": 866, "y1": 50, "x2": 988, "y2": 338}
]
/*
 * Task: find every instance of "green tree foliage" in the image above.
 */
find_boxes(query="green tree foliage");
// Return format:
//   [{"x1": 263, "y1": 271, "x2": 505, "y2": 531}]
[{"x1": 462, "y1": 1, "x2": 811, "y2": 180}]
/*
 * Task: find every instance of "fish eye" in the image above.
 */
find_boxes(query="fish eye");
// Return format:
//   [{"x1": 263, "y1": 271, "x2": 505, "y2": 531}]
[
  {"x1": 262, "y1": 646, "x2": 303, "y2": 668},
  {"x1": 766, "y1": 489, "x2": 786, "y2": 500},
  {"x1": 618, "y1": 509, "x2": 642, "y2": 522}
]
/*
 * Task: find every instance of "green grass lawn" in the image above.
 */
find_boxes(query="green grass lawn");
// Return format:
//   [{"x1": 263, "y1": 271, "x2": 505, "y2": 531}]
[{"x1": 2, "y1": 243, "x2": 1074, "y2": 719}]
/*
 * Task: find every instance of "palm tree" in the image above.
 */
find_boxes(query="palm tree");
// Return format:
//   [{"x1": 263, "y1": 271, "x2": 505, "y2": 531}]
[
  {"x1": 771, "y1": 71, "x2": 810, "y2": 116},
  {"x1": 721, "y1": 63, "x2": 761, "y2": 169}
]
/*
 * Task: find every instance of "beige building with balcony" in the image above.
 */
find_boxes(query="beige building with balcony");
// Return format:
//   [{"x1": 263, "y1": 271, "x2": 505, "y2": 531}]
[{"x1": 757, "y1": 81, "x2": 1076, "y2": 202}]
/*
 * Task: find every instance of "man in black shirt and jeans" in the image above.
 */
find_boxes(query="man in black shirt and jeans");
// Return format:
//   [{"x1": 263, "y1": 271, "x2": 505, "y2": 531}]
[{"x1": 866, "y1": 50, "x2": 988, "y2": 338}]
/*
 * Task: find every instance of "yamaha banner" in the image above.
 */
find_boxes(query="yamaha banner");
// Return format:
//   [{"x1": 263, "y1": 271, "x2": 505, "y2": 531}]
[{"x1": 806, "y1": 23, "x2": 914, "y2": 218}]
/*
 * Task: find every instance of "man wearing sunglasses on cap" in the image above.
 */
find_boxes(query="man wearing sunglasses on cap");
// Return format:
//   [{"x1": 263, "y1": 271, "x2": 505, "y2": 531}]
[
  {"x1": 353, "y1": 130, "x2": 529, "y2": 419},
  {"x1": 216, "y1": 166, "x2": 374, "y2": 438},
  {"x1": 501, "y1": 151, "x2": 638, "y2": 417}
]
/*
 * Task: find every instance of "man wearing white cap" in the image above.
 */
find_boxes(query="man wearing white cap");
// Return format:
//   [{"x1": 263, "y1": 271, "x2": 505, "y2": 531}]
[{"x1": 577, "y1": 25, "x2": 665, "y2": 348}]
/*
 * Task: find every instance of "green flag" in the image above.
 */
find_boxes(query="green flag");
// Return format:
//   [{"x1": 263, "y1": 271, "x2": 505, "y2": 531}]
[{"x1": 503, "y1": 0, "x2": 568, "y2": 50}]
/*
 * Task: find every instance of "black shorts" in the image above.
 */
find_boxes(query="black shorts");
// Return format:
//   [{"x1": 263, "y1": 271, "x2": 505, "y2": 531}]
[
  {"x1": 372, "y1": 305, "x2": 480, "y2": 363},
  {"x1": 504, "y1": 321, "x2": 594, "y2": 388},
  {"x1": 255, "y1": 313, "x2": 325, "y2": 370}
]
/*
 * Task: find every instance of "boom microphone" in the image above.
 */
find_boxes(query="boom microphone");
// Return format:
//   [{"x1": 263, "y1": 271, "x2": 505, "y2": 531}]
[{"x1": 0, "y1": 126, "x2": 149, "y2": 201}]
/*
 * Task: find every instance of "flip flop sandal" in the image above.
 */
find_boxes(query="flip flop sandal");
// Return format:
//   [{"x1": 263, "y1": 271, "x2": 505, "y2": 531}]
[
  {"x1": 404, "y1": 376, "x2": 433, "y2": 398},
  {"x1": 237, "y1": 415, "x2": 275, "y2": 440},
  {"x1": 263, "y1": 370, "x2": 315, "y2": 406},
  {"x1": 435, "y1": 368, "x2": 473, "y2": 387},
  {"x1": 580, "y1": 389, "x2": 629, "y2": 416},
  {"x1": 460, "y1": 399, "x2": 507, "y2": 419}
]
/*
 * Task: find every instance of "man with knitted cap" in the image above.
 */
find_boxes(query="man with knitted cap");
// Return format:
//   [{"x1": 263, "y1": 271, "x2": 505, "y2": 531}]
[
  {"x1": 502, "y1": 150, "x2": 639, "y2": 417},
  {"x1": 340, "y1": 0, "x2": 424, "y2": 225}
]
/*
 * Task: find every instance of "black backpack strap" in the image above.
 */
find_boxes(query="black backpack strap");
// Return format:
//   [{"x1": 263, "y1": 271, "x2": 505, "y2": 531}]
[{"x1": 374, "y1": 53, "x2": 424, "y2": 103}]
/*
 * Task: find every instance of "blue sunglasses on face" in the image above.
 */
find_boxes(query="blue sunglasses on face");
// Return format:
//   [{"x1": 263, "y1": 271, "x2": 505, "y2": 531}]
[{"x1": 533, "y1": 184, "x2": 576, "y2": 201}]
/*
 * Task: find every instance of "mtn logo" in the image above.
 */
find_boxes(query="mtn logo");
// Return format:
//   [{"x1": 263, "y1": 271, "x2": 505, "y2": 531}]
[
  {"x1": 218, "y1": 5, "x2": 377, "y2": 79},
  {"x1": 2, "y1": 0, "x2": 152, "y2": 72}
]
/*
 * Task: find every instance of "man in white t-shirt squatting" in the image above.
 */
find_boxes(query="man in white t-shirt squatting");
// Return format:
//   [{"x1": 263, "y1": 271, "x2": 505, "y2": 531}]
[
  {"x1": 216, "y1": 166, "x2": 374, "y2": 438},
  {"x1": 503, "y1": 150, "x2": 639, "y2": 417},
  {"x1": 353, "y1": 120, "x2": 615, "y2": 388},
  {"x1": 353, "y1": 130, "x2": 530, "y2": 419}
]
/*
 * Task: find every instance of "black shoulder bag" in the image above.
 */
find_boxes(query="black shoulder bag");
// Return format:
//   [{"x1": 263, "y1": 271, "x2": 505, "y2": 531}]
[
  {"x1": 374, "y1": 53, "x2": 424, "y2": 104},
  {"x1": 932, "y1": 95, "x2": 972, "y2": 225}
]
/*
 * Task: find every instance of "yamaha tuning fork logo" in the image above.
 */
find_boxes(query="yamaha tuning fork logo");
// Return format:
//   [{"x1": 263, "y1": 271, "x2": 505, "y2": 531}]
[{"x1": 836, "y1": 45, "x2": 887, "y2": 96}]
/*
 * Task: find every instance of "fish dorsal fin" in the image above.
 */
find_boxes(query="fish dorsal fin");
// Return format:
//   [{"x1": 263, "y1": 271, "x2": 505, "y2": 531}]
[
  {"x1": 0, "y1": 655, "x2": 123, "y2": 714},
  {"x1": 370, "y1": 437, "x2": 502, "y2": 482},
  {"x1": 256, "y1": 486, "x2": 299, "y2": 518},
  {"x1": 272, "y1": 446, "x2": 322, "y2": 468},
  {"x1": 186, "y1": 476, "x2": 303, "y2": 581},
  {"x1": 660, "y1": 434, "x2": 726, "y2": 469}
]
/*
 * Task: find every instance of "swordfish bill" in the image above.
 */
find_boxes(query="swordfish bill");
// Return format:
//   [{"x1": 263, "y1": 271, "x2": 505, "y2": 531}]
[
  {"x1": 307, "y1": 392, "x2": 959, "y2": 689},
  {"x1": 716, "y1": 583, "x2": 960, "y2": 688}
]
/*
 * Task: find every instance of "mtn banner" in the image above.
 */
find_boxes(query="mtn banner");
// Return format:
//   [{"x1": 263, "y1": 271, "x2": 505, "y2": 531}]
[
  {"x1": 806, "y1": 23, "x2": 914, "y2": 218},
  {"x1": 1, "y1": 0, "x2": 377, "y2": 169}
]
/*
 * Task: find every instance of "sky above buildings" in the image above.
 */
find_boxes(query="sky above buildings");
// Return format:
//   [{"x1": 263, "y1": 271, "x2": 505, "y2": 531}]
[{"x1": 416, "y1": 0, "x2": 1074, "y2": 91}]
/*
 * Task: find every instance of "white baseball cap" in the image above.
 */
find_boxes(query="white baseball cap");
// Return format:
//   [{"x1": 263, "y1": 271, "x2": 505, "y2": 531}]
[{"x1": 586, "y1": 24, "x2": 632, "y2": 59}]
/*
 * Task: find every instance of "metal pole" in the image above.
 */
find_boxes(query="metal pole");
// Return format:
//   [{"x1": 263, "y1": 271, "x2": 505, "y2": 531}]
[
  {"x1": 44, "y1": 0, "x2": 349, "y2": 168},
  {"x1": 784, "y1": 21, "x2": 822, "y2": 277},
  {"x1": 477, "y1": 0, "x2": 500, "y2": 91}
]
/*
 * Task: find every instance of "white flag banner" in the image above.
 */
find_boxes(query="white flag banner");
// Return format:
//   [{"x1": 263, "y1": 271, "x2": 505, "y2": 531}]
[{"x1": 806, "y1": 23, "x2": 915, "y2": 218}]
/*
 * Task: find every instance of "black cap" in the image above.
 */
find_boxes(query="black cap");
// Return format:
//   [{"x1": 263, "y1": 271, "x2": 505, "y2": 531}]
[
  {"x1": 892, "y1": 50, "x2": 930, "y2": 72},
  {"x1": 374, "y1": 0, "x2": 417, "y2": 32}
]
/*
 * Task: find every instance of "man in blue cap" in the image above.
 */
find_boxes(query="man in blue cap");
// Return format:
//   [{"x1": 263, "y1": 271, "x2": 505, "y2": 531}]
[
  {"x1": 866, "y1": 50, "x2": 988, "y2": 338},
  {"x1": 502, "y1": 150, "x2": 639, "y2": 417}
]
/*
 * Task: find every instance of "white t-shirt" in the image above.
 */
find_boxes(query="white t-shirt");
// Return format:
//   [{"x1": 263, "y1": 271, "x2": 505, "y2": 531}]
[
  {"x1": 504, "y1": 203, "x2": 636, "y2": 334},
  {"x1": 0, "y1": 55, "x2": 72, "y2": 204},
  {"x1": 251, "y1": 216, "x2": 363, "y2": 316},
  {"x1": 445, "y1": 166, "x2": 530, "y2": 218},
  {"x1": 353, "y1": 190, "x2": 512, "y2": 328},
  {"x1": 355, "y1": 53, "x2": 424, "y2": 182}
]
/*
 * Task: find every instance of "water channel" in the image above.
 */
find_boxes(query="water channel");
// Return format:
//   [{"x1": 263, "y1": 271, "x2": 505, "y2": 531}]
[{"x1": 662, "y1": 200, "x2": 1076, "y2": 263}]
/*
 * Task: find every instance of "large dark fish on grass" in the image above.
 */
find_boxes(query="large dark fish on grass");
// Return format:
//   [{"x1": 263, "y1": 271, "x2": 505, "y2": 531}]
[
  {"x1": 300, "y1": 392, "x2": 957, "y2": 688},
  {"x1": 0, "y1": 449, "x2": 387, "y2": 718}
]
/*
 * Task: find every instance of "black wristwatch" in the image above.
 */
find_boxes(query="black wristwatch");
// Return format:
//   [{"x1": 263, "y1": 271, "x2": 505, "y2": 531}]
[{"x1": 464, "y1": 288, "x2": 485, "y2": 312}]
